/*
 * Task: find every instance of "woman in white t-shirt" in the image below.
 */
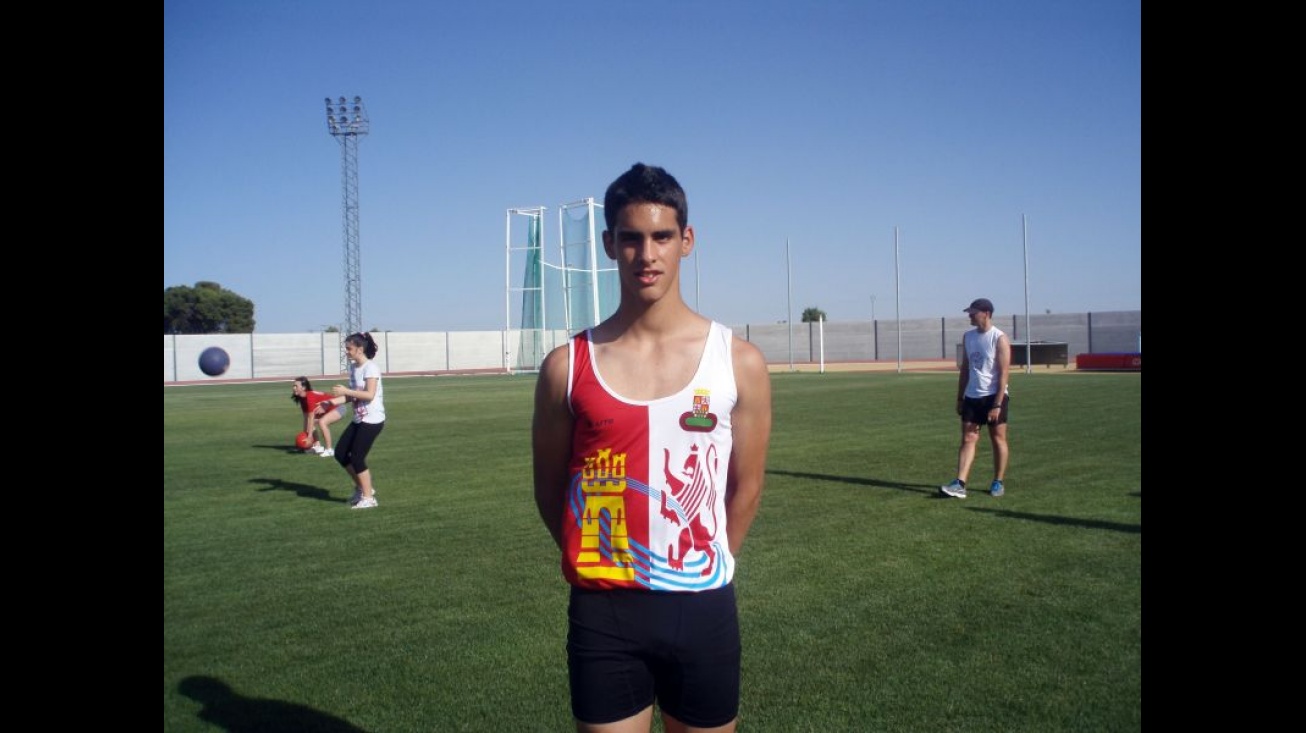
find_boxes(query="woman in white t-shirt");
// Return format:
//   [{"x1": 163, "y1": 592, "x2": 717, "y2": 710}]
[{"x1": 316, "y1": 331, "x2": 386, "y2": 509}]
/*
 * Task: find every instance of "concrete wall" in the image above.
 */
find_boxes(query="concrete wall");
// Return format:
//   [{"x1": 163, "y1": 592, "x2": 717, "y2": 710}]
[{"x1": 165, "y1": 310, "x2": 1141, "y2": 383}]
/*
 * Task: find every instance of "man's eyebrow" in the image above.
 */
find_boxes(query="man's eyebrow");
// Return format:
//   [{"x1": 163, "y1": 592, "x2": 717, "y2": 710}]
[{"x1": 616, "y1": 228, "x2": 679, "y2": 238}]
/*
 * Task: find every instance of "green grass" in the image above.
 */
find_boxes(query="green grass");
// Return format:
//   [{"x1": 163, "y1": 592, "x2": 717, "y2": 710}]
[{"x1": 164, "y1": 370, "x2": 1141, "y2": 732}]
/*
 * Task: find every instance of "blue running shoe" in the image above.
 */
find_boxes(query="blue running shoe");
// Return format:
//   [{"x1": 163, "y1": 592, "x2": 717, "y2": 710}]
[
  {"x1": 939, "y1": 480, "x2": 966, "y2": 499},
  {"x1": 990, "y1": 480, "x2": 1004, "y2": 497}
]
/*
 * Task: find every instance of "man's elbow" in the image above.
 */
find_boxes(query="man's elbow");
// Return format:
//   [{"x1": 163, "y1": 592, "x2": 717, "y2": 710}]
[{"x1": 729, "y1": 482, "x2": 765, "y2": 510}]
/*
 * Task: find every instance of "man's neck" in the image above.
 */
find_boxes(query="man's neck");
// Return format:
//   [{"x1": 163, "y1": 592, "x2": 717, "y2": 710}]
[{"x1": 595, "y1": 298, "x2": 705, "y2": 343}]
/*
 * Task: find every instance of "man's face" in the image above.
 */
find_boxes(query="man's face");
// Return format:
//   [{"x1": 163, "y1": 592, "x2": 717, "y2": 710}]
[{"x1": 603, "y1": 202, "x2": 693, "y2": 302}]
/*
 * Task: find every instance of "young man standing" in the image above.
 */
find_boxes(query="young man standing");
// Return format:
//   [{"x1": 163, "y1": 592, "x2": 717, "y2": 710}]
[
  {"x1": 532, "y1": 163, "x2": 772, "y2": 732},
  {"x1": 941, "y1": 297, "x2": 1011, "y2": 499}
]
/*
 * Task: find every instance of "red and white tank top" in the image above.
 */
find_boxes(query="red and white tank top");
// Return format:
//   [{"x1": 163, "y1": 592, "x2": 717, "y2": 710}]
[{"x1": 561, "y1": 321, "x2": 738, "y2": 592}]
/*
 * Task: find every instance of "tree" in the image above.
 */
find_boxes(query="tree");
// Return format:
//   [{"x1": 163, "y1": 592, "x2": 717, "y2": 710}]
[
  {"x1": 164, "y1": 281, "x2": 256, "y2": 334},
  {"x1": 801, "y1": 307, "x2": 827, "y2": 323}
]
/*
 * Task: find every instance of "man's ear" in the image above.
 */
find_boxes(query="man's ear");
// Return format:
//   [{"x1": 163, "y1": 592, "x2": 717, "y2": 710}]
[
  {"x1": 681, "y1": 225, "x2": 695, "y2": 257},
  {"x1": 602, "y1": 230, "x2": 615, "y2": 260}
]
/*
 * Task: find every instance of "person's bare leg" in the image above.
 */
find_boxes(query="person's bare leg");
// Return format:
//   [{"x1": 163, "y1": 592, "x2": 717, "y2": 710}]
[
  {"x1": 954, "y1": 422, "x2": 982, "y2": 484},
  {"x1": 989, "y1": 423, "x2": 1008, "y2": 483},
  {"x1": 356, "y1": 468, "x2": 376, "y2": 499},
  {"x1": 576, "y1": 705, "x2": 653, "y2": 733},
  {"x1": 662, "y1": 711, "x2": 736, "y2": 733},
  {"x1": 318, "y1": 410, "x2": 341, "y2": 451}
]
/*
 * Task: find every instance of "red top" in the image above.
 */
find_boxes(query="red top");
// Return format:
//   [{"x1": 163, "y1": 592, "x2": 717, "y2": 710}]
[{"x1": 301, "y1": 390, "x2": 333, "y2": 415}]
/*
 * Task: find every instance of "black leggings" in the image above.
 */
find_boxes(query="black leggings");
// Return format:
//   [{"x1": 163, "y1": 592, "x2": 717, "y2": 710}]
[{"x1": 335, "y1": 420, "x2": 384, "y2": 473}]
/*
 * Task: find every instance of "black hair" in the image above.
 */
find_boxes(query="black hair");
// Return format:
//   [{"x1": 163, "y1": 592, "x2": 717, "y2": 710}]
[
  {"x1": 603, "y1": 163, "x2": 688, "y2": 233},
  {"x1": 291, "y1": 376, "x2": 312, "y2": 405},
  {"x1": 345, "y1": 332, "x2": 379, "y2": 359}
]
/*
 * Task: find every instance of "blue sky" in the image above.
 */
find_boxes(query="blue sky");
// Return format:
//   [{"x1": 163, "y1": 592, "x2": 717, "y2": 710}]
[{"x1": 164, "y1": 0, "x2": 1141, "y2": 334}]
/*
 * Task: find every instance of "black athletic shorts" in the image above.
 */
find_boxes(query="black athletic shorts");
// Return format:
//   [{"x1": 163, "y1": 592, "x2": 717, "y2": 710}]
[
  {"x1": 566, "y1": 583, "x2": 740, "y2": 727},
  {"x1": 962, "y1": 394, "x2": 1009, "y2": 426}
]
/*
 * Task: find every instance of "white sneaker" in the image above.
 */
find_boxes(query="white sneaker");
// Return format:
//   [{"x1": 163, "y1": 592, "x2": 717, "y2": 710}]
[
  {"x1": 939, "y1": 479, "x2": 967, "y2": 499},
  {"x1": 351, "y1": 496, "x2": 378, "y2": 509},
  {"x1": 320, "y1": 449, "x2": 335, "y2": 458},
  {"x1": 311, "y1": 444, "x2": 325, "y2": 454}
]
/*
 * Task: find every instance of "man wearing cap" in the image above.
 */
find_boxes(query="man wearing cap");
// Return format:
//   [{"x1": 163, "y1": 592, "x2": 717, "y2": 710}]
[{"x1": 940, "y1": 298, "x2": 1011, "y2": 498}]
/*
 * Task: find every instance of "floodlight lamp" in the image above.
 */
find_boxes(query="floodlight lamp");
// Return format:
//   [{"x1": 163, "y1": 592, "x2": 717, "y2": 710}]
[
  {"x1": 325, "y1": 97, "x2": 332, "y2": 105},
  {"x1": 353, "y1": 96, "x2": 361, "y2": 103}
]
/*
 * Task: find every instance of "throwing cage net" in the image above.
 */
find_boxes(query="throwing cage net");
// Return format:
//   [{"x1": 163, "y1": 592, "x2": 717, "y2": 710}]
[{"x1": 505, "y1": 199, "x2": 617, "y2": 373}]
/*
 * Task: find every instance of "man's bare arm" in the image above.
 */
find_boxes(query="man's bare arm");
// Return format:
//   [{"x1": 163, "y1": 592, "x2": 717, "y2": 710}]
[
  {"x1": 532, "y1": 346, "x2": 573, "y2": 551},
  {"x1": 724, "y1": 337, "x2": 773, "y2": 556}
]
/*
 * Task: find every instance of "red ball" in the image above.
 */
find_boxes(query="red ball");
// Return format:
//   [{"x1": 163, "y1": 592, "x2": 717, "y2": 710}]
[{"x1": 295, "y1": 431, "x2": 314, "y2": 450}]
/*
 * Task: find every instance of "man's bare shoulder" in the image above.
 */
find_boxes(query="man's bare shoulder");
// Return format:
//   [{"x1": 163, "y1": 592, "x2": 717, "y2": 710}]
[
  {"x1": 538, "y1": 343, "x2": 571, "y2": 383},
  {"x1": 729, "y1": 332, "x2": 768, "y2": 373}
]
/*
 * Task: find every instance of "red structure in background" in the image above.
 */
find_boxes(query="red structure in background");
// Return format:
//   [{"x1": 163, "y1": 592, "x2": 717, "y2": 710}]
[{"x1": 1076, "y1": 353, "x2": 1141, "y2": 371}]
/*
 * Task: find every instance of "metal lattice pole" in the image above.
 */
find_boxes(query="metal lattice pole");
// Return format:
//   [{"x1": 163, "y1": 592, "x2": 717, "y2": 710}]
[{"x1": 324, "y1": 95, "x2": 369, "y2": 371}]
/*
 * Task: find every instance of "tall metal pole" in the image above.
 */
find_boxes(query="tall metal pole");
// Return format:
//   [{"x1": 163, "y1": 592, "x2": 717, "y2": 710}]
[
  {"x1": 1022, "y1": 214, "x2": 1031, "y2": 374},
  {"x1": 504, "y1": 209, "x2": 512, "y2": 372},
  {"x1": 786, "y1": 238, "x2": 793, "y2": 372},
  {"x1": 586, "y1": 198, "x2": 602, "y2": 327},
  {"x1": 325, "y1": 95, "x2": 369, "y2": 371},
  {"x1": 894, "y1": 226, "x2": 902, "y2": 374},
  {"x1": 870, "y1": 293, "x2": 877, "y2": 361}
]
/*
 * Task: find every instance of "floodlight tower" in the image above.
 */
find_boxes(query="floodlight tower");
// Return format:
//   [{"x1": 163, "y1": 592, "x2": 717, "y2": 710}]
[{"x1": 324, "y1": 95, "x2": 369, "y2": 367}]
